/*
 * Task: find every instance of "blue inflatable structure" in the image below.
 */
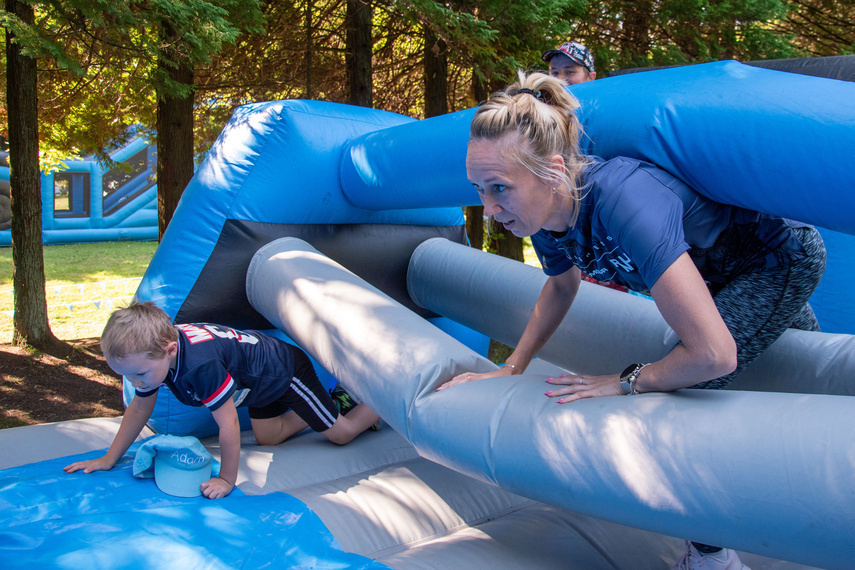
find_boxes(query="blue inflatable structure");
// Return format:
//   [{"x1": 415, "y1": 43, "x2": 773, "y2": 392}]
[
  {"x1": 0, "y1": 137, "x2": 158, "y2": 246},
  {"x1": 2, "y1": 59, "x2": 854, "y2": 569},
  {"x1": 135, "y1": 59, "x2": 853, "y2": 567}
]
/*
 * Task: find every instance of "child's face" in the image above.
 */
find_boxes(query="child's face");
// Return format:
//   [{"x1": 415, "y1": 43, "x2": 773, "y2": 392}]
[
  {"x1": 107, "y1": 344, "x2": 176, "y2": 393},
  {"x1": 548, "y1": 54, "x2": 593, "y2": 85}
]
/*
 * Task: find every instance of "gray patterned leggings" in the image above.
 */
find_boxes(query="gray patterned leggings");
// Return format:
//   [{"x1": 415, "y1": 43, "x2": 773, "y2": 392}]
[{"x1": 693, "y1": 226, "x2": 827, "y2": 390}]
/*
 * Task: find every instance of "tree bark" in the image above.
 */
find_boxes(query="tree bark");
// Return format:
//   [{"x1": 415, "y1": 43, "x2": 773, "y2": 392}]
[
  {"x1": 470, "y1": 64, "x2": 522, "y2": 260},
  {"x1": 5, "y1": 0, "x2": 63, "y2": 351},
  {"x1": 465, "y1": 68, "x2": 488, "y2": 251},
  {"x1": 489, "y1": 218, "x2": 524, "y2": 262},
  {"x1": 464, "y1": 205, "x2": 484, "y2": 251},
  {"x1": 621, "y1": 0, "x2": 652, "y2": 60},
  {"x1": 346, "y1": 0, "x2": 373, "y2": 107},
  {"x1": 305, "y1": 0, "x2": 313, "y2": 99},
  {"x1": 424, "y1": 26, "x2": 448, "y2": 118},
  {"x1": 156, "y1": 27, "x2": 195, "y2": 241}
]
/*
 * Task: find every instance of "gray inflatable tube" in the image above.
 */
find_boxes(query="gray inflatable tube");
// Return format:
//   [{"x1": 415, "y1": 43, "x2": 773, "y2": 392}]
[
  {"x1": 247, "y1": 237, "x2": 854, "y2": 569},
  {"x1": 408, "y1": 238, "x2": 855, "y2": 397}
]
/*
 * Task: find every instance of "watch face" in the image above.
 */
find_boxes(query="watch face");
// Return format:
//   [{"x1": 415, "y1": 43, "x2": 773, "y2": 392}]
[{"x1": 620, "y1": 363, "x2": 641, "y2": 380}]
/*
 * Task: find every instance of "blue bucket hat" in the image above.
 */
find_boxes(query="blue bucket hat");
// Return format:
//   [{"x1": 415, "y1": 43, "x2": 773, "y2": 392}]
[{"x1": 134, "y1": 435, "x2": 214, "y2": 498}]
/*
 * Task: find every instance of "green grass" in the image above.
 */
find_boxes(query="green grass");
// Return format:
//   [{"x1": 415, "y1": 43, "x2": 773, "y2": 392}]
[
  {"x1": 522, "y1": 237, "x2": 539, "y2": 266},
  {"x1": 0, "y1": 241, "x2": 158, "y2": 342}
]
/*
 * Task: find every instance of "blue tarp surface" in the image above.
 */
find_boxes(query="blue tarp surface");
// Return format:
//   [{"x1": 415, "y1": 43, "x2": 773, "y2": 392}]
[{"x1": 0, "y1": 439, "x2": 387, "y2": 569}]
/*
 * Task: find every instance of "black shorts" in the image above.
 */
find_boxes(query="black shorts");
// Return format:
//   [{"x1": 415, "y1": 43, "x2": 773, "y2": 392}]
[{"x1": 247, "y1": 345, "x2": 339, "y2": 432}]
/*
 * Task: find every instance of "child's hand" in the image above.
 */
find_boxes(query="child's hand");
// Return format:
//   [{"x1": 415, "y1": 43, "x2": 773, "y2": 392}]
[
  {"x1": 200, "y1": 476, "x2": 234, "y2": 499},
  {"x1": 63, "y1": 456, "x2": 115, "y2": 474}
]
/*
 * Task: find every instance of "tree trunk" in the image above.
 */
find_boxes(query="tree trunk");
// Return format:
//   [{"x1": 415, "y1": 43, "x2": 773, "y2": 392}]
[
  {"x1": 5, "y1": 0, "x2": 63, "y2": 351},
  {"x1": 346, "y1": 0, "x2": 373, "y2": 107},
  {"x1": 464, "y1": 205, "x2": 484, "y2": 251},
  {"x1": 470, "y1": 64, "x2": 522, "y2": 260},
  {"x1": 156, "y1": 32, "x2": 195, "y2": 241},
  {"x1": 305, "y1": 0, "x2": 313, "y2": 99},
  {"x1": 424, "y1": 26, "x2": 448, "y2": 118},
  {"x1": 472, "y1": 63, "x2": 489, "y2": 104},
  {"x1": 621, "y1": 0, "x2": 652, "y2": 62},
  {"x1": 464, "y1": 67, "x2": 488, "y2": 251},
  {"x1": 489, "y1": 218, "x2": 524, "y2": 262}
]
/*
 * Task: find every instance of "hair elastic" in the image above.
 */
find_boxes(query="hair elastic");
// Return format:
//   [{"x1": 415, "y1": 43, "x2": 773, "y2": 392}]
[{"x1": 517, "y1": 88, "x2": 542, "y2": 100}]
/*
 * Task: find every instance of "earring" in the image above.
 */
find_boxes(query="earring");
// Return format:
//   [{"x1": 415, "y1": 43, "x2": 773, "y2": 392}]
[{"x1": 551, "y1": 187, "x2": 557, "y2": 194}]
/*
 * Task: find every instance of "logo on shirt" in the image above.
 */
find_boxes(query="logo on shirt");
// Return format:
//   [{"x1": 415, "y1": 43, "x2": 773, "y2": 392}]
[
  {"x1": 554, "y1": 236, "x2": 638, "y2": 280},
  {"x1": 608, "y1": 252, "x2": 635, "y2": 272},
  {"x1": 177, "y1": 324, "x2": 260, "y2": 345},
  {"x1": 178, "y1": 324, "x2": 213, "y2": 343}
]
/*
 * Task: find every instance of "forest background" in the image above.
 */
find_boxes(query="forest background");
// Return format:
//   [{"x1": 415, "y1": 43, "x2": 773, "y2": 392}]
[{"x1": 0, "y1": 0, "x2": 853, "y2": 351}]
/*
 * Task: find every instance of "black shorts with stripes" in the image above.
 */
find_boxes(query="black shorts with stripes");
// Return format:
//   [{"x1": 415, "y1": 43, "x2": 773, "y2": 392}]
[{"x1": 247, "y1": 346, "x2": 339, "y2": 432}]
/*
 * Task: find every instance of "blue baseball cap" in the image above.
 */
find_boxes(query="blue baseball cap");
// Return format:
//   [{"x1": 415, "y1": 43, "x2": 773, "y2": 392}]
[
  {"x1": 133, "y1": 435, "x2": 216, "y2": 497},
  {"x1": 154, "y1": 446, "x2": 213, "y2": 497}
]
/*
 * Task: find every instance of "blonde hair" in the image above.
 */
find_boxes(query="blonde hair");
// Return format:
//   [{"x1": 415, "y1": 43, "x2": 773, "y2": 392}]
[
  {"x1": 100, "y1": 301, "x2": 178, "y2": 361},
  {"x1": 470, "y1": 70, "x2": 590, "y2": 226}
]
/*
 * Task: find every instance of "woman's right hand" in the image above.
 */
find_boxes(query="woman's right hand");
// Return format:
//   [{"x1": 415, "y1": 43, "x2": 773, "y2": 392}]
[{"x1": 436, "y1": 366, "x2": 517, "y2": 391}]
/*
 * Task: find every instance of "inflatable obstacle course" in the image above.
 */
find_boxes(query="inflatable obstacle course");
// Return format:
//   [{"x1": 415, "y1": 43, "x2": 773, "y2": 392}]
[{"x1": 2, "y1": 59, "x2": 853, "y2": 568}]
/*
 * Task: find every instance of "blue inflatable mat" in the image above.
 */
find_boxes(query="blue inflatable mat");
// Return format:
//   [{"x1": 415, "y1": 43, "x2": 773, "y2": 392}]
[{"x1": 0, "y1": 440, "x2": 387, "y2": 569}]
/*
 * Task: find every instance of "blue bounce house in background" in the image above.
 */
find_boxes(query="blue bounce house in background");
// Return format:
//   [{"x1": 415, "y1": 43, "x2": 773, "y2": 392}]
[{"x1": 0, "y1": 137, "x2": 158, "y2": 246}]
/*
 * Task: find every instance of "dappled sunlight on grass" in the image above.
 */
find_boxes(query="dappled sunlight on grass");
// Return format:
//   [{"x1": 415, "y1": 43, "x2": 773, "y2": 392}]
[
  {"x1": 0, "y1": 241, "x2": 155, "y2": 343},
  {"x1": 0, "y1": 279, "x2": 139, "y2": 343}
]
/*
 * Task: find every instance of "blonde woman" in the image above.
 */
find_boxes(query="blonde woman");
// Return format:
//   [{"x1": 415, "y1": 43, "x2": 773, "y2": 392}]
[{"x1": 440, "y1": 71, "x2": 826, "y2": 570}]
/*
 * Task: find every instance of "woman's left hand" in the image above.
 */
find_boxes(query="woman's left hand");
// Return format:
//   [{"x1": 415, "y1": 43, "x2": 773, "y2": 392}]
[
  {"x1": 437, "y1": 367, "x2": 515, "y2": 391},
  {"x1": 544, "y1": 373, "x2": 625, "y2": 403}
]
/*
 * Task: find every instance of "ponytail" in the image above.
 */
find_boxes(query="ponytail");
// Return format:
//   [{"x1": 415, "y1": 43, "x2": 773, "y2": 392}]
[{"x1": 470, "y1": 71, "x2": 589, "y2": 225}]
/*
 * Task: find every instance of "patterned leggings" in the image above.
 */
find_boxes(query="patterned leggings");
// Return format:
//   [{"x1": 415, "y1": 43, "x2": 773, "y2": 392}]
[{"x1": 693, "y1": 226, "x2": 827, "y2": 390}]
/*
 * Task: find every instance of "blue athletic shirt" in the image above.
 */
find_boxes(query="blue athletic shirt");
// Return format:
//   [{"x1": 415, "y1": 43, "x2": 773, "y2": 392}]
[
  {"x1": 531, "y1": 157, "x2": 807, "y2": 295},
  {"x1": 135, "y1": 324, "x2": 295, "y2": 411}
]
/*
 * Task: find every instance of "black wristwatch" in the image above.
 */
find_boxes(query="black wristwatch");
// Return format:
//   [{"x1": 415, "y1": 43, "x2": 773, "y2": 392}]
[{"x1": 619, "y1": 363, "x2": 647, "y2": 395}]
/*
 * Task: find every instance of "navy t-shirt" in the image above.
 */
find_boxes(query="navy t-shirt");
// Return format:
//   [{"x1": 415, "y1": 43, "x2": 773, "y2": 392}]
[
  {"x1": 136, "y1": 324, "x2": 295, "y2": 411},
  {"x1": 531, "y1": 157, "x2": 807, "y2": 295}
]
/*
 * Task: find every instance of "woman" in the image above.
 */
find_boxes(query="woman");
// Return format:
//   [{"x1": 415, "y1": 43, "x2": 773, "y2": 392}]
[{"x1": 439, "y1": 71, "x2": 826, "y2": 569}]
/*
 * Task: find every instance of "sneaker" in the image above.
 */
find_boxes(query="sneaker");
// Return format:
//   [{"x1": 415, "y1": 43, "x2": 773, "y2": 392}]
[
  {"x1": 329, "y1": 385, "x2": 379, "y2": 431},
  {"x1": 673, "y1": 541, "x2": 750, "y2": 570}
]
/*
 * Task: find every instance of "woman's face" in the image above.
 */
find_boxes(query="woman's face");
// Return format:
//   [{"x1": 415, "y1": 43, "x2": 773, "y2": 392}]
[{"x1": 466, "y1": 137, "x2": 567, "y2": 237}]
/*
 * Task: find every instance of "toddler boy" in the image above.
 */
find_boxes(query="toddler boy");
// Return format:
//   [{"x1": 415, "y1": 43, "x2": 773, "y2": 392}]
[{"x1": 64, "y1": 302, "x2": 379, "y2": 499}]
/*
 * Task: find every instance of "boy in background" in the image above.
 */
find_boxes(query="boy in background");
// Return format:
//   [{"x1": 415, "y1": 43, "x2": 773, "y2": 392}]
[{"x1": 542, "y1": 40, "x2": 597, "y2": 85}]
